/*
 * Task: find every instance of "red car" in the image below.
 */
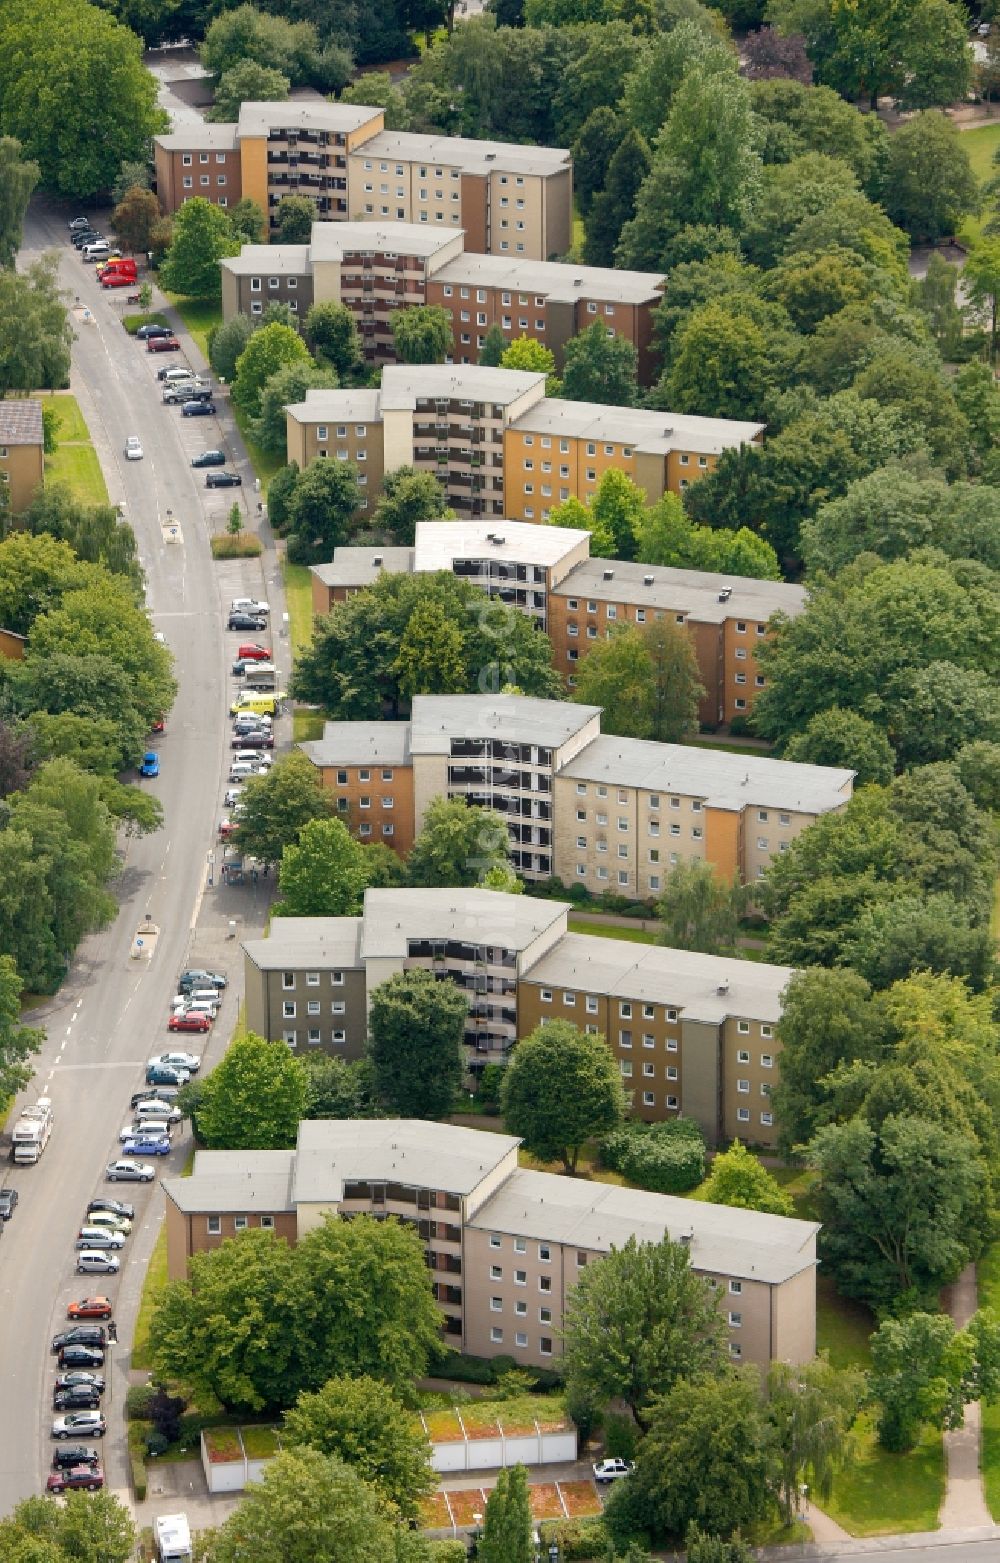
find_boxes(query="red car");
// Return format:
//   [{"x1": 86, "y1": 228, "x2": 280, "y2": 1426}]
[
  {"x1": 67, "y1": 1297, "x2": 112, "y2": 1320},
  {"x1": 151, "y1": 716, "x2": 165, "y2": 733},
  {"x1": 218, "y1": 819, "x2": 237, "y2": 839},
  {"x1": 169, "y1": 1012, "x2": 211, "y2": 1033},
  {"x1": 237, "y1": 643, "x2": 271, "y2": 661},
  {"x1": 146, "y1": 336, "x2": 181, "y2": 354},
  {"x1": 47, "y1": 1464, "x2": 104, "y2": 1493}
]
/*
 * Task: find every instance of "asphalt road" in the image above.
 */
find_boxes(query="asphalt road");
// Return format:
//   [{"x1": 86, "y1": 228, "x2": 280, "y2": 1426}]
[{"x1": 0, "y1": 204, "x2": 258, "y2": 1517}]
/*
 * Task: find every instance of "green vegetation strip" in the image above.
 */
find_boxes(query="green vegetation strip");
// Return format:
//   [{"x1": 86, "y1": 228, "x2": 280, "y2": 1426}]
[
  {"x1": 131, "y1": 1220, "x2": 168, "y2": 1373},
  {"x1": 161, "y1": 292, "x2": 223, "y2": 362},
  {"x1": 824, "y1": 1413, "x2": 944, "y2": 1536},
  {"x1": 43, "y1": 392, "x2": 108, "y2": 507},
  {"x1": 567, "y1": 915, "x2": 657, "y2": 945},
  {"x1": 980, "y1": 1240, "x2": 1000, "y2": 1518},
  {"x1": 283, "y1": 560, "x2": 314, "y2": 660}
]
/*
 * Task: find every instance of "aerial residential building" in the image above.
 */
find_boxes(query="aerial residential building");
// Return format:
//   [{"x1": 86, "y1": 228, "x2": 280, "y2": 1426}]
[
  {"x1": 163, "y1": 1118, "x2": 819, "y2": 1368},
  {"x1": 299, "y1": 694, "x2": 853, "y2": 887},
  {"x1": 0, "y1": 400, "x2": 44, "y2": 515},
  {"x1": 309, "y1": 522, "x2": 805, "y2": 725},
  {"x1": 220, "y1": 223, "x2": 665, "y2": 379},
  {"x1": 285, "y1": 366, "x2": 762, "y2": 518},
  {"x1": 155, "y1": 104, "x2": 573, "y2": 258},
  {"x1": 238, "y1": 888, "x2": 796, "y2": 1143}
]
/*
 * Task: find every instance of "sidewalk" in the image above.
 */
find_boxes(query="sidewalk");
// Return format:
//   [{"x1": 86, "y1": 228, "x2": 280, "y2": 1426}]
[{"x1": 939, "y1": 1263, "x2": 992, "y2": 1530}]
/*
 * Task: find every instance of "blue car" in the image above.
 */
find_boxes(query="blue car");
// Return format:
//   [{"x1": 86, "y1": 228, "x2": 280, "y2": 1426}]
[
  {"x1": 139, "y1": 752, "x2": 159, "y2": 778},
  {"x1": 120, "y1": 1135, "x2": 171, "y2": 1158},
  {"x1": 146, "y1": 1064, "x2": 189, "y2": 1087}
]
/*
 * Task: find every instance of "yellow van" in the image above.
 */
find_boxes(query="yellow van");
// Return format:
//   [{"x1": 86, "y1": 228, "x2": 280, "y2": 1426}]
[{"x1": 229, "y1": 691, "x2": 280, "y2": 716}]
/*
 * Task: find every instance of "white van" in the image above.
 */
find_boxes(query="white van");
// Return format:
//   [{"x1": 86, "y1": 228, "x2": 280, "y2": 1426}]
[{"x1": 229, "y1": 760, "x2": 255, "y2": 781}]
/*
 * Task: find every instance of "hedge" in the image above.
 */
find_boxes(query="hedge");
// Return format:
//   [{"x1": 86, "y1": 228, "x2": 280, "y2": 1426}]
[
  {"x1": 538, "y1": 1516, "x2": 610, "y2": 1559},
  {"x1": 210, "y1": 533, "x2": 262, "y2": 559},
  {"x1": 122, "y1": 312, "x2": 170, "y2": 335},
  {"x1": 128, "y1": 1420, "x2": 150, "y2": 1501},
  {"x1": 600, "y1": 1118, "x2": 705, "y2": 1194},
  {"x1": 126, "y1": 1383, "x2": 156, "y2": 1421},
  {"x1": 431, "y1": 1349, "x2": 562, "y2": 1392}
]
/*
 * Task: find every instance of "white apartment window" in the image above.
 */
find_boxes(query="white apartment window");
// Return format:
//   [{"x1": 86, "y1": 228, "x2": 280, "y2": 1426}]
[
  {"x1": 539, "y1": 1245, "x2": 550, "y2": 1261},
  {"x1": 332, "y1": 1029, "x2": 346, "y2": 1044},
  {"x1": 666, "y1": 1066, "x2": 678, "y2": 1081},
  {"x1": 260, "y1": 1215, "x2": 274, "y2": 1230},
  {"x1": 541, "y1": 989, "x2": 552, "y2": 1003},
  {"x1": 620, "y1": 1031, "x2": 632, "y2": 1048},
  {"x1": 620, "y1": 1002, "x2": 631, "y2": 1018},
  {"x1": 514, "y1": 1238, "x2": 526, "y2": 1253},
  {"x1": 490, "y1": 1264, "x2": 502, "y2": 1279},
  {"x1": 620, "y1": 1060, "x2": 632, "y2": 1077},
  {"x1": 643, "y1": 1034, "x2": 654, "y2": 1048},
  {"x1": 761, "y1": 1053, "x2": 773, "y2": 1069},
  {"x1": 761, "y1": 1111, "x2": 774, "y2": 1126},
  {"x1": 332, "y1": 1002, "x2": 345, "y2": 1016},
  {"x1": 182, "y1": 176, "x2": 193, "y2": 189},
  {"x1": 182, "y1": 154, "x2": 192, "y2": 166},
  {"x1": 737, "y1": 1107, "x2": 750, "y2": 1122},
  {"x1": 729, "y1": 1312, "x2": 742, "y2": 1327},
  {"x1": 282, "y1": 973, "x2": 295, "y2": 990},
  {"x1": 515, "y1": 1270, "x2": 527, "y2": 1286},
  {"x1": 332, "y1": 971, "x2": 344, "y2": 987},
  {"x1": 540, "y1": 1307, "x2": 552, "y2": 1323},
  {"x1": 515, "y1": 1331, "x2": 528, "y2": 1348},
  {"x1": 490, "y1": 1297, "x2": 503, "y2": 1312},
  {"x1": 207, "y1": 1216, "x2": 221, "y2": 1235},
  {"x1": 586, "y1": 997, "x2": 598, "y2": 1014},
  {"x1": 199, "y1": 176, "x2": 210, "y2": 187},
  {"x1": 737, "y1": 1079, "x2": 750, "y2": 1094},
  {"x1": 738, "y1": 1020, "x2": 750, "y2": 1034},
  {"x1": 667, "y1": 1094, "x2": 679, "y2": 1109},
  {"x1": 283, "y1": 1030, "x2": 297, "y2": 1047},
  {"x1": 737, "y1": 1050, "x2": 750, "y2": 1064},
  {"x1": 307, "y1": 1000, "x2": 320, "y2": 1016},
  {"x1": 515, "y1": 1301, "x2": 527, "y2": 1316},
  {"x1": 282, "y1": 1001, "x2": 296, "y2": 1018},
  {"x1": 757, "y1": 836, "x2": 768, "y2": 850},
  {"x1": 564, "y1": 992, "x2": 576, "y2": 1006},
  {"x1": 491, "y1": 1327, "x2": 503, "y2": 1343},
  {"x1": 643, "y1": 1062, "x2": 654, "y2": 1077},
  {"x1": 490, "y1": 1234, "x2": 501, "y2": 1249},
  {"x1": 305, "y1": 972, "x2": 320, "y2": 987},
  {"x1": 730, "y1": 1343, "x2": 743, "y2": 1359}
]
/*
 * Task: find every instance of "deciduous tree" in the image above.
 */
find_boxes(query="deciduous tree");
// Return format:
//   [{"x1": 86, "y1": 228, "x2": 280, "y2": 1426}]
[
  {"x1": 284, "y1": 459, "x2": 362, "y2": 564},
  {"x1": 766, "y1": 1359, "x2": 863, "y2": 1524},
  {"x1": 0, "y1": 137, "x2": 38, "y2": 269},
  {"x1": 275, "y1": 194, "x2": 318, "y2": 244},
  {"x1": 883, "y1": 111, "x2": 978, "y2": 243},
  {"x1": 781, "y1": 709, "x2": 895, "y2": 786},
  {"x1": 561, "y1": 321, "x2": 637, "y2": 406},
  {"x1": 656, "y1": 860, "x2": 744, "y2": 957},
  {"x1": 234, "y1": 752, "x2": 334, "y2": 867},
  {"x1": 479, "y1": 1465, "x2": 533, "y2": 1563},
  {"x1": 304, "y1": 301, "x2": 362, "y2": 377},
  {"x1": 159, "y1": 199, "x2": 240, "y2": 301},
  {"x1": 253, "y1": 361, "x2": 339, "y2": 455},
  {"x1": 210, "y1": 312, "x2": 254, "y2": 383},
  {"x1": 372, "y1": 467, "x2": 448, "y2": 544},
  {"x1": 502, "y1": 1021, "x2": 625, "y2": 1174},
  {"x1": 209, "y1": 59, "x2": 291, "y2": 121},
  {"x1": 283, "y1": 1376, "x2": 433, "y2": 1520},
  {"x1": 392, "y1": 305, "x2": 453, "y2": 364},
  {"x1": 870, "y1": 1309, "x2": 1000, "y2": 1452},
  {"x1": 0, "y1": 255, "x2": 73, "y2": 394},
  {"x1": 0, "y1": 954, "x2": 43, "y2": 1102},
  {"x1": 573, "y1": 619, "x2": 704, "y2": 743},
  {"x1": 276, "y1": 818, "x2": 372, "y2": 917},
  {"x1": 200, "y1": 4, "x2": 320, "y2": 87},
  {"x1": 405, "y1": 796, "x2": 513, "y2": 888},
  {"x1": 500, "y1": 335, "x2": 561, "y2": 394},
  {"x1": 196, "y1": 1032, "x2": 309, "y2": 1151},
  {"x1": 111, "y1": 185, "x2": 161, "y2": 255},
  {"x1": 584, "y1": 129, "x2": 651, "y2": 266},
  {"x1": 701, "y1": 1142, "x2": 794, "y2": 1216},
  {"x1": 367, "y1": 967, "x2": 467, "y2": 1118},
  {"x1": 232, "y1": 322, "x2": 312, "y2": 419},
  {"x1": 562, "y1": 1234, "x2": 727, "y2": 1430}
]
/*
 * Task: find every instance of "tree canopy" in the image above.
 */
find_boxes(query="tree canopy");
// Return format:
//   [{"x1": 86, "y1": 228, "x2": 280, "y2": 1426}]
[
  {"x1": 195, "y1": 1033, "x2": 309, "y2": 1151},
  {"x1": 501, "y1": 1020, "x2": 626, "y2": 1174},
  {"x1": 367, "y1": 967, "x2": 468, "y2": 1118}
]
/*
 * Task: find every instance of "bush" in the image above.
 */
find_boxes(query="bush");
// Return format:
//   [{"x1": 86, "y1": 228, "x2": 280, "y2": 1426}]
[
  {"x1": 604, "y1": 1412, "x2": 638, "y2": 1462},
  {"x1": 565, "y1": 1382, "x2": 602, "y2": 1447},
  {"x1": 539, "y1": 1517, "x2": 609, "y2": 1559},
  {"x1": 432, "y1": 1350, "x2": 498, "y2": 1385},
  {"x1": 122, "y1": 312, "x2": 170, "y2": 335},
  {"x1": 128, "y1": 1420, "x2": 149, "y2": 1500},
  {"x1": 426, "y1": 1544, "x2": 467, "y2": 1562},
  {"x1": 600, "y1": 1119, "x2": 705, "y2": 1194},
  {"x1": 210, "y1": 532, "x2": 262, "y2": 558},
  {"x1": 126, "y1": 1383, "x2": 156, "y2": 1421},
  {"x1": 478, "y1": 1062, "x2": 505, "y2": 1111},
  {"x1": 145, "y1": 1430, "x2": 169, "y2": 1457}
]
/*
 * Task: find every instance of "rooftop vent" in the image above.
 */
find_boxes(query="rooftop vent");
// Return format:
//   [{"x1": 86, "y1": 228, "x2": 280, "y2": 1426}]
[
  {"x1": 372, "y1": 555, "x2": 383, "y2": 566},
  {"x1": 717, "y1": 980, "x2": 729, "y2": 995},
  {"x1": 492, "y1": 535, "x2": 505, "y2": 545},
  {"x1": 679, "y1": 1230, "x2": 693, "y2": 1245},
  {"x1": 718, "y1": 586, "x2": 732, "y2": 602},
  {"x1": 485, "y1": 152, "x2": 496, "y2": 161},
  {"x1": 602, "y1": 569, "x2": 614, "y2": 581},
  {"x1": 643, "y1": 575, "x2": 654, "y2": 586}
]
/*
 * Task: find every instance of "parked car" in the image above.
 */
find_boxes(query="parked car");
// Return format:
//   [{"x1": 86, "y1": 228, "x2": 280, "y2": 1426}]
[
  {"x1": 169, "y1": 1012, "x2": 211, "y2": 1034},
  {"x1": 124, "y1": 436, "x2": 143, "y2": 461},
  {"x1": 231, "y1": 730, "x2": 274, "y2": 750},
  {"x1": 139, "y1": 751, "x2": 160, "y2": 778},
  {"x1": 81, "y1": 242, "x2": 111, "y2": 261},
  {"x1": 87, "y1": 1197, "x2": 135, "y2": 1219},
  {"x1": 77, "y1": 1252, "x2": 121, "y2": 1275},
  {"x1": 75, "y1": 1231, "x2": 126, "y2": 1250},
  {"x1": 593, "y1": 1459, "x2": 635, "y2": 1483},
  {"x1": 130, "y1": 1087, "x2": 179, "y2": 1109},
  {"x1": 147, "y1": 336, "x2": 181, "y2": 354},
  {"x1": 152, "y1": 715, "x2": 166, "y2": 733},
  {"x1": 52, "y1": 1325, "x2": 107, "y2": 1353},
  {"x1": 55, "y1": 1371, "x2": 105, "y2": 1394},
  {"x1": 66, "y1": 1297, "x2": 113, "y2": 1320},
  {"x1": 72, "y1": 231, "x2": 102, "y2": 250},
  {"x1": 134, "y1": 1099, "x2": 182, "y2": 1123},
  {"x1": 206, "y1": 471, "x2": 242, "y2": 488},
  {"x1": 51, "y1": 1446, "x2": 100, "y2": 1470},
  {"x1": 119, "y1": 1122, "x2": 169, "y2": 1146},
  {"x1": 231, "y1": 597, "x2": 270, "y2": 617},
  {"x1": 120, "y1": 1135, "x2": 171, "y2": 1158},
  {"x1": 232, "y1": 715, "x2": 271, "y2": 734},
  {"x1": 237, "y1": 644, "x2": 271, "y2": 662},
  {"x1": 52, "y1": 1413, "x2": 106, "y2": 1440},
  {"x1": 135, "y1": 323, "x2": 171, "y2": 340},
  {"x1": 158, "y1": 365, "x2": 199, "y2": 383},
  {"x1": 228, "y1": 613, "x2": 267, "y2": 631},
  {"x1": 53, "y1": 1387, "x2": 102, "y2": 1412},
  {"x1": 46, "y1": 1464, "x2": 104, "y2": 1492},
  {"x1": 145, "y1": 1063, "x2": 190, "y2": 1087},
  {"x1": 150, "y1": 1050, "x2": 202, "y2": 1072},
  {"x1": 106, "y1": 1159, "x2": 155, "y2": 1182},
  {"x1": 84, "y1": 1209, "x2": 133, "y2": 1233},
  {"x1": 0, "y1": 1187, "x2": 18, "y2": 1220},
  {"x1": 178, "y1": 969, "x2": 227, "y2": 991},
  {"x1": 68, "y1": 217, "x2": 92, "y2": 231},
  {"x1": 181, "y1": 399, "x2": 216, "y2": 416},
  {"x1": 191, "y1": 449, "x2": 226, "y2": 467},
  {"x1": 57, "y1": 1346, "x2": 105, "y2": 1370},
  {"x1": 162, "y1": 381, "x2": 203, "y2": 405}
]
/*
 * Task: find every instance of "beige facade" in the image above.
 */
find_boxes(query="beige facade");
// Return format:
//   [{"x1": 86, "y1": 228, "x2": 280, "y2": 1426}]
[
  {"x1": 163, "y1": 1122, "x2": 818, "y2": 1371},
  {"x1": 0, "y1": 400, "x2": 44, "y2": 515}
]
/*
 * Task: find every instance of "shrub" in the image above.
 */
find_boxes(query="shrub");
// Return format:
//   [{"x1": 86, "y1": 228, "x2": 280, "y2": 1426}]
[
  {"x1": 478, "y1": 1062, "x2": 505, "y2": 1112},
  {"x1": 539, "y1": 1516, "x2": 609, "y2": 1559},
  {"x1": 430, "y1": 1350, "x2": 498, "y2": 1385},
  {"x1": 126, "y1": 1383, "x2": 156, "y2": 1421},
  {"x1": 427, "y1": 1544, "x2": 468, "y2": 1562},
  {"x1": 210, "y1": 532, "x2": 262, "y2": 558},
  {"x1": 128, "y1": 1420, "x2": 149, "y2": 1500},
  {"x1": 122, "y1": 312, "x2": 170, "y2": 335},
  {"x1": 604, "y1": 1412, "x2": 638, "y2": 1462},
  {"x1": 600, "y1": 1118, "x2": 705, "y2": 1193},
  {"x1": 145, "y1": 1430, "x2": 169, "y2": 1457}
]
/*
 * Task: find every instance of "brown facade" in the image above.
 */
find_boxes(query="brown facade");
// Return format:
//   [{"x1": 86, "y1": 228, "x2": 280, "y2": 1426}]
[
  {"x1": 323, "y1": 761, "x2": 415, "y2": 858},
  {"x1": 0, "y1": 439, "x2": 43, "y2": 516},
  {"x1": 165, "y1": 1199, "x2": 296, "y2": 1280},
  {"x1": 285, "y1": 415, "x2": 385, "y2": 518},
  {"x1": 0, "y1": 628, "x2": 25, "y2": 661},
  {"x1": 340, "y1": 247, "x2": 428, "y2": 364},
  {"x1": 153, "y1": 142, "x2": 242, "y2": 213}
]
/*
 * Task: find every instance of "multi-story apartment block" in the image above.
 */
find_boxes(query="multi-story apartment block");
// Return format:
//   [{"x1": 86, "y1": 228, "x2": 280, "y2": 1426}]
[
  {"x1": 220, "y1": 222, "x2": 665, "y2": 380},
  {"x1": 239, "y1": 887, "x2": 796, "y2": 1144},
  {"x1": 300, "y1": 694, "x2": 853, "y2": 889},
  {"x1": 163, "y1": 1119, "x2": 819, "y2": 1369},
  {"x1": 286, "y1": 366, "x2": 762, "y2": 518},
  {"x1": 155, "y1": 103, "x2": 573, "y2": 257},
  {"x1": 0, "y1": 400, "x2": 44, "y2": 514},
  {"x1": 310, "y1": 522, "x2": 805, "y2": 726}
]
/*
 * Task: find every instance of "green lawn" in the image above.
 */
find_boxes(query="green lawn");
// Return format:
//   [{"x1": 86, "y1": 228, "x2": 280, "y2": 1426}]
[
  {"x1": 957, "y1": 122, "x2": 1000, "y2": 248},
  {"x1": 283, "y1": 559, "x2": 314, "y2": 660},
  {"x1": 567, "y1": 915, "x2": 657, "y2": 945},
  {"x1": 688, "y1": 735, "x2": 775, "y2": 758},
  {"x1": 825, "y1": 1413, "x2": 944, "y2": 1536},
  {"x1": 234, "y1": 405, "x2": 285, "y2": 489},
  {"x1": 43, "y1": 393, "x2": 108, "y2": 506},
  {"x1": 293, "y1": 710, "x2": 325, "y2": 742},
  {"x1": 979, "y1": 1240, "x2": 1000, "y2": 1517},
  {"x1": 161, "y1": 292, "x2": 222, "y2": 362},
  {"x1": 131, "y1": 1220, "x2": 168, "y2": 1373}
]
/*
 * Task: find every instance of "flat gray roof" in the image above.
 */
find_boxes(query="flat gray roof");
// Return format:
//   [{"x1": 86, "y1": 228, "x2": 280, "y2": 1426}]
[
  {"x1": 354, "y1": 129, "x2": 570, "y2": 179},
  {"x1": 360, "y1": 886, "x2": 570, "y2": 959},
  {"x1": 312, "y1": 548, "x2": 415, "y2": 589},
  {"x1": 433, "y1": 251, "x2": 664, "y2": 305},
  {"x1": 409, "y1": 694, "x2": 599, "y2": 753},
  {"x1": 523, "y1": 933, "x2": 792, "y2": 1024},
  {"x1": 300, "y1": 722, "x2": 411, "y2": 769},
  {"x1": 293, "y1": 1118, "x2": 520, "y2": 1203},
  {"x1": 156, "y1": 124, "x2": 239, "y2": 151},
  {"x1": 163, "y1": 1150, "x2": 296, "y2": 1214},
  {"x1": 413, "y1": 520, "x2": 588, "y2": 571},
  {"x1": 562, "y1": 735, "x2": 854, "y2": 815},
  {"x1": 221, "y1": 244, "x2": 311, "y2": 277},
  {"x1": 286, "y1": 388, "x2": 382, "y2": 423},
  {"x1": 384, "y1": 363, "x2": 545, "y2": 407},
  {"x1": 0, "y1": 400, "x2": 43, "y2": 445},
  {"x1": 238, "y1": 100, "x2": 382, "y2": 137},
  {"x1": 242, "y1": 916, "x2": 363, "y2": 973},
  {"x1": 553, "y1": 558, "x2": 806, "y2": 625},
  {"x1": 514, "y1": 398, "x2": 764, "y2": 455},
  {"x1": 471, "y1": 1167, "x2": 818, "y2": 1285},
  {"x1": 310, "y1": 220, "x2": 461, "y2": 261}
]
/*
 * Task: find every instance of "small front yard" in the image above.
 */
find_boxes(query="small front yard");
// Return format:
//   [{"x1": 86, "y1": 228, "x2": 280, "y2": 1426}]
[
  {"x1": 567, "y1": 916, "x2": 657, "y2": 945},
  {"x1": 43, "y1": 391, "x2": 108, "y2": 506},
  {"x1": 283, "y1": 559, "x2": 314, "y2": 660},
  {"x1": 824, "y1": 1413, "x2": 944, "y2": 1536},
  {"x1": 161, "y1": 292, "x2": 222, "y2": 362},
  {"x1": 979, "y1": 1239, "x2": 1000, "y2": 1518}
]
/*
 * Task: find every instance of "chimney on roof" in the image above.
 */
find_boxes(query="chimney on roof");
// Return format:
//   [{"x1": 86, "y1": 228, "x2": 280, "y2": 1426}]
[
  {"x1": 602, "y1": 569, "x2": 614, "y2": 581},
  {"x1": 717, "y1": 980, "x2": 729, "y2": 996},
  {"x1": 373, "y1": 555, "x2": 383, "y2": 566},
  {"x1": 643, "y1": 575, "x2": 654, "y2": 586},
  {"x1": 679, "y1": 1229, "x2": 693, "y2": 1245},
  {"x1": 718, "y1": 587, "x2": 732, "y2": 602}
]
